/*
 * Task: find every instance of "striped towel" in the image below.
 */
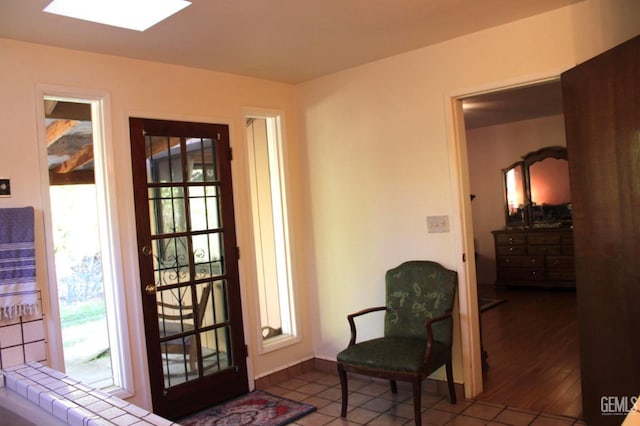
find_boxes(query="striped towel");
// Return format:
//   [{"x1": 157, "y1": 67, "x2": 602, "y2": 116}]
[{"x1": 0, "y1": 207, "x2": 39, "y2": 320}]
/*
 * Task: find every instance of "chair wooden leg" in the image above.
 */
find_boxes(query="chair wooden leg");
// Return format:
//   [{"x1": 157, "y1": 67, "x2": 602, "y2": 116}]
[
  {"x1": 390, "y1": 380, "x2": 398, "y2": 394},
  {"x1": 188, "y1": 336, "x2": 198, "y2": 372},
  {"x1": 412, "y1": 379, "x2": 422, "y2": 426},
  {"x1": 337, "y1": 363, "x2": 349, "y2": 417},
  {"x1": 446, "y1": 358, "x2": 456, "y2": 404}
]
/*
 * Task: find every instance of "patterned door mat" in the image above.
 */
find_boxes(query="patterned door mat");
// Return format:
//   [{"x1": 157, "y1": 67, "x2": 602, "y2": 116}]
[{"x1": 179, "y1": 390, "x2": 316, "y2": 425}]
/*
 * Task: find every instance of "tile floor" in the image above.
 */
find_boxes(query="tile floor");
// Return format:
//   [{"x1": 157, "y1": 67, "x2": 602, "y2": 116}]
[{"x1": 263, "y1": 369, "x2": 587, "y2": 426}]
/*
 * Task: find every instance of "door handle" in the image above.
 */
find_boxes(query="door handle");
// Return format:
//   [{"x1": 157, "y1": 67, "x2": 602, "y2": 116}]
[{"x1": 145, "y1": 284, "x2": 157, "y2": 295}]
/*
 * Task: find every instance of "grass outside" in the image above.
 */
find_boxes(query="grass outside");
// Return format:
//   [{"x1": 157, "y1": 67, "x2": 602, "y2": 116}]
[
  {"x1": 60, "y1": 299, "x2": 113, "y2": 387},
  {"x1": 60, "y1": 299, "x2": 106, "y2": 326}
]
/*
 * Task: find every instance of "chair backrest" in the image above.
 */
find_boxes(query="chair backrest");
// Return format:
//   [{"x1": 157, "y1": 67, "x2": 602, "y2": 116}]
[
  {"x1": 384, "y1": 261, "x2": 457, "y2": 345},
  {"x1": 196, "y1": 282, "x2": 213, "y2": 327},
  {"x1": 158, "y1": 282, "x2": 213, "y2": 328}
]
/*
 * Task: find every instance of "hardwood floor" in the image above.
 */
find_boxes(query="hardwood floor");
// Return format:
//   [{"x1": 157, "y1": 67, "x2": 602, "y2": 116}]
[{"x1": 475, "y1": 285, "x2": 582, "y2": 419}]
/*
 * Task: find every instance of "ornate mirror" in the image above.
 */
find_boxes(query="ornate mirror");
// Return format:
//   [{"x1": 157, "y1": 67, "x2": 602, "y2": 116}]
[
  {"x1": 525, "y1": 146, "x2": 571, "y2": 226},
  {"x1": 502, "y1": 161, "x2": 525, "y2": 226},
  {"x1": 502, "y1": 146, "x2": 571, "y2": 228}
]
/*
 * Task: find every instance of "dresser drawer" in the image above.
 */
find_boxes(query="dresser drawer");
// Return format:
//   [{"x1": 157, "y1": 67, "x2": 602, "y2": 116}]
[
  {"x1": 496, "y1": 245, "x2": 527, "y2": 256},
  {"x1": 497, "y1": 268, "x2": 546, "y2": 281},
  {"x1": 547, "y1": 256, "x2": 575, "y2": 269},
  {"x1": 528, "y1": 245, "x2": 562, "y2": 255},
  {"x1": 494, "y1": 234, "x2": 526, "y2": 246},
  {"x1": 497, "y1": 255, "x2": 544, "y2": 268},
  {"x1": 527, "y1": 234, "x2": 562, "y2": 245}
]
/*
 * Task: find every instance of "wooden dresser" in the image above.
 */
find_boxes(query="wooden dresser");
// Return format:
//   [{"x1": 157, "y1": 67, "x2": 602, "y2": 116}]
[{"x1": 492, "y1": 228, "x2": 575, "y2": 288}]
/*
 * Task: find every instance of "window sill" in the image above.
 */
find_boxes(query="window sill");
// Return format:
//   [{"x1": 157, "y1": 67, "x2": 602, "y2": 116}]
[{"x1": 258, "y1": 334, "x2": 301, "y2": 355}]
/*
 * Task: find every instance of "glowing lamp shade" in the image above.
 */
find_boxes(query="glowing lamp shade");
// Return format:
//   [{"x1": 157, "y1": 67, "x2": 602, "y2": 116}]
[{"x1": 43, "y1": 0, "x2": 192, "y2": 31}]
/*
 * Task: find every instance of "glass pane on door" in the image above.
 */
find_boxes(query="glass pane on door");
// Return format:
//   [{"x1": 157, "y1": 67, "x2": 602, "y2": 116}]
[{"x1": 144, "y1": 133, "x2": 233, "y2": 390}]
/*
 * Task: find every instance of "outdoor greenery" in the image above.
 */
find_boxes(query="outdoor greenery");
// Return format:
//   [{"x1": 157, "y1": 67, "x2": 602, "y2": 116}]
[
  {"x1": 58, "y1": 253, "x2": 104, "y2": 303},
  {"x1": 51, "y1": 184, "x2": 113, "y2": 388},
  {"x1": 60, "y1": 299, "x2": 106, "y2": 328}
]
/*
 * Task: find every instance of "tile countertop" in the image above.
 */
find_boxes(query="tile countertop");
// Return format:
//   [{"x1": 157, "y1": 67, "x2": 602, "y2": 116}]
[
  {"x1": 0, "y1": 385, "x2": 67, "y2": 425},
  {"x1": 1, "y1": 361, "x2": 180, "y2": 426}
]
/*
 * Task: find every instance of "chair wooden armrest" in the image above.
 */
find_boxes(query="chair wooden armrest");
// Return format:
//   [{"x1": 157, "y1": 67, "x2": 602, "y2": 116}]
[
  {"x1": 157, "y1": 301, "x2": 195, "y2": 321},
  {"x1": 347, "y1": 306, "x2": 387, "y2": 346},
  {"x1": 157, "y1": 301, "x2": 194, "y2": 310},
  {"x1": 423, "y1": 309, "x2": 453, "y2": 362}
]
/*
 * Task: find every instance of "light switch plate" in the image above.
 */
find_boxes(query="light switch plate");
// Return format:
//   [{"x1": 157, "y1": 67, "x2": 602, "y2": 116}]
[
  {"x1": 0, "y1": 178, "x2": 10, "y2": 197},
  {"x1": 427, "y1": 215, "x2": 449, "y2": 233}
]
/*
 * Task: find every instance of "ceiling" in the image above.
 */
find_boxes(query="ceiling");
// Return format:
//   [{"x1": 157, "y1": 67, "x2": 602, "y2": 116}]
[
  {"x1": 1, "y1": 0, "x2": 580, "y2": 84},
  {"x1": 6, "y1": 1, "x2": 573, "y2": 165},
  {"x1": 462, "y1": 80, "x2": 564, "y2": 129}
]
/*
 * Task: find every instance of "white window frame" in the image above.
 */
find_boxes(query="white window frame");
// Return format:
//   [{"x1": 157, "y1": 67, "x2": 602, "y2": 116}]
[
  {"x1": 244, "y1": 110, "x2": 300, "y2": 354},
  {"x1": 35, "y1": 86, "x2": 134, "y2": 398}
]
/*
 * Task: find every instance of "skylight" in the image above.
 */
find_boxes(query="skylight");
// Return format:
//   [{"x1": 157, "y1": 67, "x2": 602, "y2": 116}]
[{"x1": 43, "y1": 0, "x2": 192, "y2": 32}]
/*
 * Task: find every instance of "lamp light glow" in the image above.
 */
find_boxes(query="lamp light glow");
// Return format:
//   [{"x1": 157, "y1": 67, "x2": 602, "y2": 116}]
[{"x1": 43, "y1": 0, "x2": 192, "y2": 32}]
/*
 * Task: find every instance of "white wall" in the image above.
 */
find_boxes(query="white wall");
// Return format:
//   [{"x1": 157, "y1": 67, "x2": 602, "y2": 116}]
[
  {"x1": 0, "y1": 38, "x2": 313, "y2": 409},
  {"x1": 296, "y1": 0, "x2": 640, "y2": 390},
  {"x1": 467, "y1": 114, "x2": 567, "y2": 285}
]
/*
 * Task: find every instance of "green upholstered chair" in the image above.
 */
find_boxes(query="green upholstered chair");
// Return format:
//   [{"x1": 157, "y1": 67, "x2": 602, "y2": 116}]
[{"x1": 336, "y1": 260, "x2": 457, "y2": 426}]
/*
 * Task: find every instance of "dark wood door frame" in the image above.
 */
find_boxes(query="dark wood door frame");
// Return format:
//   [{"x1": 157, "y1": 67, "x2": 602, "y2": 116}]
[{"x1": 129, "y1": 117, "x2": 248, "y2": 419}]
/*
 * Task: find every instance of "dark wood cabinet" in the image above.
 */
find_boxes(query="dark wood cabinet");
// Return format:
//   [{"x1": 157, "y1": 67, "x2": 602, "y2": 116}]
[{"x1": 492, "y1": 228, "x2": 575, "y2": 288}]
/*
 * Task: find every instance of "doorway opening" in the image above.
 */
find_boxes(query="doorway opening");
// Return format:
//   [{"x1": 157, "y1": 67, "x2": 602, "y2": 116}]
[
  {"x1": 42, "y1": 96, "x2": 126, "y2": 392},
  {"x1": 458, "y1": 79, "x2": 581, "y2": 418}
]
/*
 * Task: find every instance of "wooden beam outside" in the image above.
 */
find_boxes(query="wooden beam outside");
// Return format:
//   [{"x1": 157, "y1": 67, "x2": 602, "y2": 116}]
[
  {"x1": 146, "y1": 136, "x2": 181, "y2": 159},
  {"x1": 44, "y1": 100, "x2": 58, "y2": 116},
  {"x1": 51, "y1": 144, "x2": 93, "y2": 173},
  {"x1": 46, "y1": 119, "x2": 79, "y2": 147},
  {"x1": 49, "y1": 170, "x2": 95, "y2": 185}
]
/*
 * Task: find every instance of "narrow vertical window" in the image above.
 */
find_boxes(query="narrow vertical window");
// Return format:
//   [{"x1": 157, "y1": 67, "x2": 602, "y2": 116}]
[
  {"x1": 246, "y1": 115, "x2": 298, "y2": 351},
  {"x1": 42, "y1": 96, "x2": 126, "y2": 392}
]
